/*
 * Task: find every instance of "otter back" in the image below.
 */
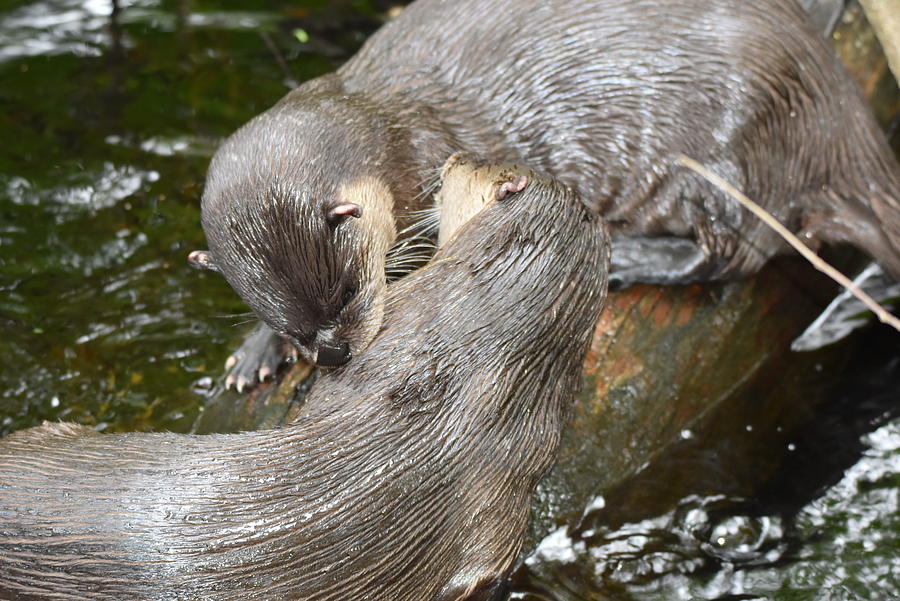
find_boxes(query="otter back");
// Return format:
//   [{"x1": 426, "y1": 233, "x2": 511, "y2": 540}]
[{"x1": 196, "y1": 0, "x2": 899, "y2": 377}]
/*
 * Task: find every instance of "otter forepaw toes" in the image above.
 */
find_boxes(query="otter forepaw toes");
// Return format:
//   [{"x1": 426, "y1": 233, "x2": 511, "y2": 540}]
[{"x1": 223, "y1": 323, "x2": 293, "y2": 393}]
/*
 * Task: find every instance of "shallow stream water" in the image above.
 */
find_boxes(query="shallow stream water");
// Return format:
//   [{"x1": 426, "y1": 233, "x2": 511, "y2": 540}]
[{"x1": 0, "y1": 1, "x2": 897, "y2": 599}]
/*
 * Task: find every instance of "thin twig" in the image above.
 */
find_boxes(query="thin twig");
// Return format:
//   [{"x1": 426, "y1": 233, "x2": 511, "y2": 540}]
[
  {"x1": 677, "y1": 154, "x2": 900, "y2": 333},
  {"x1": 259, "y1": 30, "x2": 298, "y2": 89}
]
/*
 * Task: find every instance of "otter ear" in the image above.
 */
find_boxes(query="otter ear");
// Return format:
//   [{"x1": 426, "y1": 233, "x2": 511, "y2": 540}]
[
  {"x1": 493, "y1": 175, "x2": 529, "y2": 202},
  {"x1": 325, "y1": 203, "x2": 363, "y2": 228},
  {"x1": 187, "y1": 250, "x2": 219, "y2": 273}
]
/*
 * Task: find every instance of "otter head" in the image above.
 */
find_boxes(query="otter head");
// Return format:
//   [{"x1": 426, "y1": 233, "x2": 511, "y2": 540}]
[
  {"x1": 434, "y1": 153, "x2": 530, "y2": 246},
  {"x1": 360, "y1": 155, "x2": 609, "y2": 401},
  {"x1": 189, "y1": 91, "x2": 397, "y2": 367},
  {"x1": 429, "y1": 156, "x2": 609, "y2": 355}
]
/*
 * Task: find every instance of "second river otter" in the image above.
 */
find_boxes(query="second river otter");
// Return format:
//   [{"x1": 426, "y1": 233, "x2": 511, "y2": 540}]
[
  {"x1": 190, "y1": 0, "x2": 900, "y2": 382},
  {"x1": 0, "y1": 162, "x2": 610, "y2": 601}
]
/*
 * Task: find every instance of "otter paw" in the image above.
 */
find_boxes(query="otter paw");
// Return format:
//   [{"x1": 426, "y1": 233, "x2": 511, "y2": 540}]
[
  {"x1": 225, "y1": 323, "x2": 297, "y2": 393},
  {"x1": 609, "y1": 234, "x2": 712, "y2": 289}
]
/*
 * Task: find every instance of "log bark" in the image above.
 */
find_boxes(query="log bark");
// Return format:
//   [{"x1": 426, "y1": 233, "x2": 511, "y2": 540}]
[{"x1": 528, "y1": 260, "x2": 845, "y2": 540}]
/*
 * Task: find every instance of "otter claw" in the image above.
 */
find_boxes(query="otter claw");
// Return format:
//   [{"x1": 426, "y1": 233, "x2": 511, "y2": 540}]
[{"x1": 223, "y1": 323, "x2": 295, "y2": 393}]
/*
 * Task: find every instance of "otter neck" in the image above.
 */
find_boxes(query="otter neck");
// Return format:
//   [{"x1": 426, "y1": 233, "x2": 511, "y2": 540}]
[{"x1": 314, "y1": 255, "x2": 593, "y2": 451}]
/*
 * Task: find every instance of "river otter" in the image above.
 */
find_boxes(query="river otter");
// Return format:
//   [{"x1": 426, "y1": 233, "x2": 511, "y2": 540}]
[
  {"x1": 0, "y1": 163, "x2": 610, "y2": 601},
  {"x1": 190, "y1": 0, "x2": 899, "y2": 384}
]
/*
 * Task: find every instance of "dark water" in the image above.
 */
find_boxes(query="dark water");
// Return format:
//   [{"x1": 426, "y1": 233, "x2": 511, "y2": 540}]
[
  {"x1": 0, "y1": 0, "x2": 386, "y2": 434},
  {"x1": 515, "y1": 326, "x2": 900, "y2": 601},
  {"x1": 0, "y1": 1, "x2": 898, "y2": 599}
]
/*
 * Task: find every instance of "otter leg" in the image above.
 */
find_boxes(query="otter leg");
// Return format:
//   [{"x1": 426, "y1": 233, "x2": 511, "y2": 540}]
[
  {"x1": 800, "y1": 203, "x2": 900, "y2": 280},
  {"x1": 225, "y1": 323, "x2": 297, "y2": 392},
  {"x1": 608, "y1": 234, "x2": 714, "y2": 290}
]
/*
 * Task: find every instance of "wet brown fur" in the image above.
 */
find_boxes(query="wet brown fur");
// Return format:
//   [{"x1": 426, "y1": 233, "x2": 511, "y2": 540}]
[
  {"x1": 0, "y1": 165, "x2": 610, "y2": 601},
  {"x1": 199, "y1": 0, "x2": 900, "y2": 366}
]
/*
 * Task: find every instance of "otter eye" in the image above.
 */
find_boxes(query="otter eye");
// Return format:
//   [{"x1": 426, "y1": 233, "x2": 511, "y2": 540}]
[{"x1": 340, "y1": 286, "x2": 357, "y2": 310}]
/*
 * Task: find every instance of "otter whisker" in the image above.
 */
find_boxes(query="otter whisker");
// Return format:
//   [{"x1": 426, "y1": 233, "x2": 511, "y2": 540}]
[
  {"x1": 208, "y1": 311, "x2": 259, "y2": 328},
  {"x1": 387, "y1": 243, "x2": 437, "y2": 260},
  {"x1": 388, "y1": 254, "x2": 436, "y2": 265},
  {"x1": 398, "y1": 207, "x2": 441, "y2": 238},
  {"x1": 386, "y1": 257, "x2": 435, "y2": 270},
  {"x1": 387, "y1": 235, "x2": 437, "y2": 256},
  {"x1": 209, "y1": 312, "x2": 256, "y2": 320},
  {"x1": 229, "y1": 317, "x2": 259, "y2": 328},
  {"x1": 413, "y1": 165, "x2": 443, "y2": 202},
  {"x1": 386, "y1": 234, "x2": 438, "y2": 281}
]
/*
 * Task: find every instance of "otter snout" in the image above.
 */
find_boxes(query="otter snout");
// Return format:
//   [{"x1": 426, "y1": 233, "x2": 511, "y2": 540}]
[
  {"x1": 284, "y1": 327, "x2": 353, "y2": 367},
  {"x1": 316, "y1": 340, "x2": 352, "y2": 367}
]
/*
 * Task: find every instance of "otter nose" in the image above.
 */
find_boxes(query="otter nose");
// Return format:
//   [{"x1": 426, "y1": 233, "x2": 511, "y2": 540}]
[{"x1": 316, "y1": 340, "x2": 351, "y2": 367}]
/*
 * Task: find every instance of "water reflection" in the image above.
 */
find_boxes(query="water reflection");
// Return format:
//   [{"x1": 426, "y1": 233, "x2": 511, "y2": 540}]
[
  {"x1": 524, "y1": 466, "x2": 899, "y2": 600},
  {"x1": 0, "y1": 0, "x2": 397, "y2": 435},
  {"x1": 69, "y1": 163, "x2": 149, "y2": 211},
  {"x1": 0, "y1": 0, "x2": 287, "y2": 64},
  {"x1": 518, "y1": 330, "x2": 900, "y2": 600},
  {"x1": 0, "y1": 0, "x2": 138, "y2": 62}
]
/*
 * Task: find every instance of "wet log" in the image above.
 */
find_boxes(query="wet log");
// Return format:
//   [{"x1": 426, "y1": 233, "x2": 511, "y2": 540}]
[
  {"x1": 192, "y1": 361, "x2": 313, "y2": 434},
  {"x1": 527, "y1": 260, "x2": 847, "y2": 541}
]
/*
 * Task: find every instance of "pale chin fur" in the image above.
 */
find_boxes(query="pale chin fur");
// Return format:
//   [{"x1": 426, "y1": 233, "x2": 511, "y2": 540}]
[{"x1": 338, "y1": 176, "x2": 396, "y2": 359}]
